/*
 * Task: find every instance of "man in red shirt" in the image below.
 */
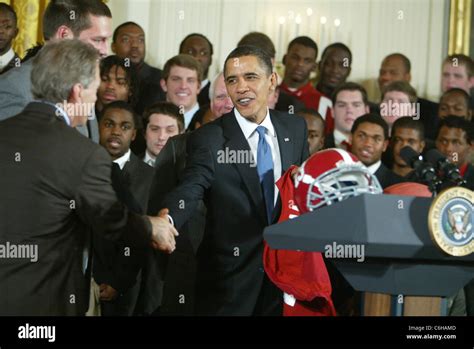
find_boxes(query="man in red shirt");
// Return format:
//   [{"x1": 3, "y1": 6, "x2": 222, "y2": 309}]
[{"x1": 280, "y1": 36, "x2": 332, "y2": 124}]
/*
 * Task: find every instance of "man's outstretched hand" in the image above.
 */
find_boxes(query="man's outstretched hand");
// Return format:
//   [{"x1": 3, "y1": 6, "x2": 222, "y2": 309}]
[{"x1": 148, "y1": 208, "x2": 179, "y2": 253}]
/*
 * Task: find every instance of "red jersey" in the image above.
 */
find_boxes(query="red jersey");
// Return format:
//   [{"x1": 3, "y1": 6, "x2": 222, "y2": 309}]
[
  {"x1": 263, "y1": 166, "x2": 336, "y2": 316},
  {"x1": 279, "y1": 82, "x2": 333, "y2": 135}
]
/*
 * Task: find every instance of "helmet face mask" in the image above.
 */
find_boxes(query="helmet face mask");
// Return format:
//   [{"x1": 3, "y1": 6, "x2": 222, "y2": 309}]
[{"x1": 294, "y1": 149, "x2": 383, "y2": 213}]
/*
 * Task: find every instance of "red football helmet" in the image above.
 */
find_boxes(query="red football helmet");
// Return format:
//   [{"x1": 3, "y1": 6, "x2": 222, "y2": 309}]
[{"x1": 294, "y1": 148, "x2": 383, "y2": 213}]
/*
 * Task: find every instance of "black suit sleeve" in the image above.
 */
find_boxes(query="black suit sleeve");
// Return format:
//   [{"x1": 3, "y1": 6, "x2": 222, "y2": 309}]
[
  {"x1": 162, "y1": 130, "x2": 215, "y2": 230},
  {"x1": 74, "y1": 147, "x2": 152, "y2": 248},
  {"x1": 300, "y1": 119, "x2": 310, "y2": 162}
]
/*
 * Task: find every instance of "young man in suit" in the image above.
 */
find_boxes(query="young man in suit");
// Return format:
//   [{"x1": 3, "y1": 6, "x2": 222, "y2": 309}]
[
  {"x1": 95, "y1": 101, "x2": 155, "y2": 315},
  {"x1": 160, "y1": 45, "x2": 309, "y2": 316},
  {"x1": 378, "y1": 53, "x2": 439, "y2": 140},
  {"x1": 179, "y1": 33, "x2": 214, "y2": 107},
  {"x1": 0, "y1": 3, "x2": 19, "y2": 75},
  {"x1": 0, "y1": 0, "x2": 112, "y2": 143},
  {"x1": 142, "y1": 102, "x2": 185, "y2": 167},
  {"x1": 111, "y1": 21, "x2": 166, "y2": 115},
  {"x1": 350, "y1": 113, "x2": 404, "y2": 188},
  {"x1": 324, "y1": 82, "x2": 370, "y2": 150},
  {"x1": 0, "y1": 40, "x2": 177, "y2": 316}
]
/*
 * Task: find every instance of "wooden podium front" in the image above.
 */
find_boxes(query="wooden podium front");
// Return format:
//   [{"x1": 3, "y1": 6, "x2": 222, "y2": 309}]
[{"x1": 363, "y1": 292, "x2": 443, "y2": 316}]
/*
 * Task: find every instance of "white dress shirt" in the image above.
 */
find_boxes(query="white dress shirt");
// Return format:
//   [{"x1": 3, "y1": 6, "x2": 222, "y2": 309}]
[
  {"x1": 0, "y1": 48, "x2": 15, "y2": 70},
  {"x1": 367, "y1": 160, "x2": 382, "y2": 175},
  {"x1": 333, "y1": 129, "x2": 350, "y2": 148},
  {"x1": 143, "y1": 150, "x2": 155, "y2": 167},
  {"x1": 234, "y1": 108, "x2": 282, "y2": 205},
  {"x1": 184, "y1": 103, "x2": 200, "y2": 129},
  {"x1": 113, "y1": 149, "x2": 131, "y2": 170}
]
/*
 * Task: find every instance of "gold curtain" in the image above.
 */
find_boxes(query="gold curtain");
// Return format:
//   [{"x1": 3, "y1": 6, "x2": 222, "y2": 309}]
[
  {"x1": 1, "y1": 0, "x2": 49, "y2": 58},
  {"x1": 448, "y1": 0, "x2": 472, "y2": 55}
]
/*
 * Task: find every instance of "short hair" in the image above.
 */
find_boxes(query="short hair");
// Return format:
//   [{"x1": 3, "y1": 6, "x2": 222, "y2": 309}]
[
  {"x1": 179, "y1": 33, "x2": 214, "y2": 56},
  {"x1": 383, "y1": 53, "x2": 411, "y2": 74},
  {"x1": 162, "y1": 54, "x2": 203, "y2": 82},
  {"x1": 209, "y1": 72, "x2": 224, "y2": 101},
  {"x1": 436, "y1": 115, "x2": 473, "y2": 144},
  {"x1": 443, "y1": 54, "x2": 474, "y2": 77},
  {"x1": 237, "y1": 32, "x2": 276, "y2": 59},
  {"x1": 143, "y1": 102, "x2": 184, "y2": 133},
  {"x1": 0, "y1": 3, "x2": 17, "y2": 24},
  {"x1": 224, "y1": 45, "x2": 273, "y2": 78},
  {"x1": 391, "y1": 116, "x2": 425, "y2": 141},
  {"x1": 440, "y1": 88, "x2": 470, "y2": 108},
  {"x1": 298, "y1": 108, "x2": 325, "y2": 124},
  {"x1": 381, "y1": 80, "x2": 417, "y2": 104},
  {"x1": 43, "y1": 0, "x2": 112, "y2": 41},
  {"x1": 351, "y1": 113, "x2": 389, "y2": 140},
  {"x1": 112, "y1": 21, "x2": 143, "y2": 43},
  {"x1": 101, "y1": 100, "x2": 141, "y2": 130},
  {"x1": 321, "y1": 42, "x2": 352, "y2": 65},
  {"x1": 31, "y1": 39, "x2": 99, "y2": 104},
  {"x1": 100, "y1": 55, "x2": 138, "y2": 107},
  {"x1": 287, "y1": 36, "x2": 318, "y2": 58},
  {"x1": 331, "y1": 82, "x2": 369, "y2": 106}
]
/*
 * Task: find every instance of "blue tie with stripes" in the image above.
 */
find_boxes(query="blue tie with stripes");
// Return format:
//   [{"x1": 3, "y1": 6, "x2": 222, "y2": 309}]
[{"x1": 255, "y1": 126, "x2": 274, "y2": 224}]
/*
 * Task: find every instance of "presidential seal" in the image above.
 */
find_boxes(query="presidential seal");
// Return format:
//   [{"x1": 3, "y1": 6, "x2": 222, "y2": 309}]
[{"x1": 428, "y1": 187, "x2": 473, "y2": 256}]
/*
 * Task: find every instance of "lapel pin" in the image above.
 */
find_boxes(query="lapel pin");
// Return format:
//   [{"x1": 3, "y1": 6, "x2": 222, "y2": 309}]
[{"x1": 284, "y1": 138, "x2": 290, "y2": 142}]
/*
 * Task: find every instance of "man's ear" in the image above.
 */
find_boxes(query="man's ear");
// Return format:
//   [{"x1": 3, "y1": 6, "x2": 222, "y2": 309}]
[
  {"x1": 364, "y1": 105, "x2": 370, "y2": 114},
  {"x1": 70, "y1": 83, "x2": 83, "y2": 104},
  {"x1": 55, "y1": 25, "x2": 74, "y2": 39},
  {"x1": 160, "y1": 78, "x2": 167, "y2": 93},
  {"x1": 420, "y1": 140, "x2": 426, "y2": 152},
  {"x1": 131, "y1": 129, "x2": 137, "y2": 142},
  {"x1": 111, "y1": 42, "x2": 117, "y2": 54},
  {"x1": 469, "y1": 76, "x2": 474, "y2": 89},
  {"x1": 282, "y1": 54, "x2": 287, "y2": 66},
  {"x1": 382, "y1": 139, "x2": 389, "y2": 152},
  {"x1": 406, "y1": 73, "x2": 412, "y2": 83}
]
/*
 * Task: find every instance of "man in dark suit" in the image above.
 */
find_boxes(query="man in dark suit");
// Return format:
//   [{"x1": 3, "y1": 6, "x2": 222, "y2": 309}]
[
  {"x1": 0, "y1": 40, "x2": 177, "y2": 316},
  {"x1": 161, "y1": 45, "x2": 309, "y2": 316},
  {"x1": 112, "y1": 21, "x2": 166, "y2": 116},
  {"x1": 0, "y1": 0, "x2": 111, "y2": 142},
  {"x1": 0, "y1": 3, "x2": 19, "y2": 75},
  {"x1": 378, "y1": 53, "x2": 439, "y2": 140},
  {"x1": 94, "y1": 101, "x2": 155, "y2": 316},
  {"x1": 350, "y1": 113, "x2": 404, "y2": 188},
  {"x1": 179, "y1": 33, "x2": 214, "y2": 107}
]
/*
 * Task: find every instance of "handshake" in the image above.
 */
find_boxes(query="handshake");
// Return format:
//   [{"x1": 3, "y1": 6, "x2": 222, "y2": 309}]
[{"x1": 147, "y1": 208, "x2": 179, "y2": 253}]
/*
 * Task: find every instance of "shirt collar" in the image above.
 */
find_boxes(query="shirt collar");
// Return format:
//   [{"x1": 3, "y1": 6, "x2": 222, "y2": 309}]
[
  {"x1": 233, "y1": 107, "x2": 275, "y2": 139},
  {"x1": 333, "y1": 129, "x2": 349, "y2": 147},
  {"x1": 33, "y1": 100, "x2": 71, "y2": 126},
  {"x1": 113, "y1": 149, "x2": 131, "y2": 170},
  {"x1": 184, "y1": 102, "x2": 200, "y2": 129},
  {"x1": 0, "y1": 48, "x2": 15, "y2": 69},
  {"x1": 144, "y1": 150, "x2": 155, "y2": 166},
  {"x1": 367, "y1": 160, "x2": 382, "y2": 175}
]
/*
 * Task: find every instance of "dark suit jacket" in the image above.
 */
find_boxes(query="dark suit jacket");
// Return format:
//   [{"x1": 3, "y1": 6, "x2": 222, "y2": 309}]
[
  {"x1": 374, "y1": 162, "x2": 405, "y2": 189},
  {"x1": 0, "y1": 102, "x2": 152, "y2": 316},
  {"x1": 418, "y1": 98, "x2": 439, "y2": 141},
  {"x1": 198, "y1": 81, "x2": 211, "y2": 107},
  {"x1": 134, "y1": 62, "x2": 166, "y2": 115},
  {"x1": 162, "y1": 109, "x2": 309, "y2": 315},
  {"x1": 146, "y1": 133, "x2": 206, "y2": 315},
  {"x1": 93, "y1": 153, "x2": 154, "y2": 301},
  {"x1": 463, "y1": 164, "x2": 474, "y2": 190}
]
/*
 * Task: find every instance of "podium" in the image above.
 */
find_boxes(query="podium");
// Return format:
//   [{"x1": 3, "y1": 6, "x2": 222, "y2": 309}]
[{"x1": 264, "y1": 194, "x2": 474, "y2": 316}]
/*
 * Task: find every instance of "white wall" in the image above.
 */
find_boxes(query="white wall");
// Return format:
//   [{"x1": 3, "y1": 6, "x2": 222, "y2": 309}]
[{"x1": 108, "y1": 0, "x2": 448, "y2": 101}]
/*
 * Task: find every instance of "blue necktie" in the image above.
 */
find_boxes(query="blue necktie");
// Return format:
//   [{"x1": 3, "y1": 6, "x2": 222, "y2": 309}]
[{"x1": 255, "y1": 126, "x2": 274, "y2": 224}]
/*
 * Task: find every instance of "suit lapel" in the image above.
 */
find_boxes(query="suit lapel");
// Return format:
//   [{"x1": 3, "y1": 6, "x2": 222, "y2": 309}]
[
  {"x1": 271, "y1": 111, "x2": 293, "y2": 174},
  {"x1": 222, "y1": 113, "x2": 266, "y2": 224}
]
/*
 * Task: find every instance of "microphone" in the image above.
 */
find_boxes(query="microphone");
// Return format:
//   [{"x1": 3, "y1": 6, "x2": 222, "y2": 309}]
[
  {"x1": 400, "y1": 146, "x2": 439, "y2": 193},
  {"x1": 425, "y1": 149, "x2": 466, "y2": 186}
]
